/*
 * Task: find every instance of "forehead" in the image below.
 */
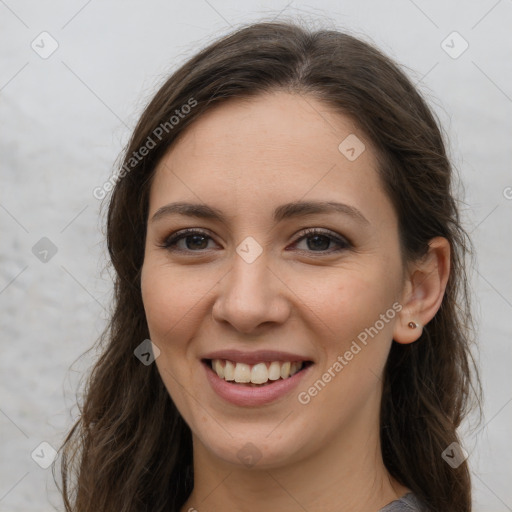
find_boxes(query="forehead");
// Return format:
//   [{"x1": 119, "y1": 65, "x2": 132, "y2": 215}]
[{"x1": 149, "y1": 92, "x2": 392, "y2": 226}]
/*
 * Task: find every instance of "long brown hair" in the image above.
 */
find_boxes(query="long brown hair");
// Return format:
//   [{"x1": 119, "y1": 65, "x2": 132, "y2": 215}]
[{"x1": 56, "y1": 19, "x2": 482, "y2": 512}]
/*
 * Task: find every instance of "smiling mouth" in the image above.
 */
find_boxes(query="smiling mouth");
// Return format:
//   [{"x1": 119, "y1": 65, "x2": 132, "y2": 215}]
[{"x1": 203, "y1": 358, "x2": 313, "y2": 387}]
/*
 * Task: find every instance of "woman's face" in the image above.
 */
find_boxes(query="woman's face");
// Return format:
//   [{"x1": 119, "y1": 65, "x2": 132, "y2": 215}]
[{"x1": 141, "y1": 91, "x2": 407, "y2": 469}]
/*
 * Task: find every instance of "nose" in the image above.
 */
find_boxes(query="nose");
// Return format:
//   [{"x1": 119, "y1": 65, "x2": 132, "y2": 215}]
[{"x1": 211, "y1": 248, "x2": 291, "y2": 334}]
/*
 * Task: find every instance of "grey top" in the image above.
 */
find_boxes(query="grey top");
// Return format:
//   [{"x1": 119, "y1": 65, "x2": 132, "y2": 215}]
[{"x1": 378, "y1": 492, "x2": 429, "y2": 512}]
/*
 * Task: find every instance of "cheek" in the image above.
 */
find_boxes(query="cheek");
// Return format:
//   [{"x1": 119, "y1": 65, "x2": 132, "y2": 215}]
[
  {"x1": 141, "y1": 260, "x2": 210, "y2": 342},
  {"x1": 295, "y1": 271, "x2": 398, "y2": 425},
  {"x1": 141, "y1": 265, "x2": 193, "y2": 367},
  {"x1": 141, "y1": 264, "x2": 177, "y2": 338},
  {"x1": 297, "y1": 263, "x2": 401, "y2": 406},
  {"x1": 140, "y1": 261, "x2": 200, "y2": 411},
  {"x1": 296, "y1": 265, "x2": 399, "y2": 344}
]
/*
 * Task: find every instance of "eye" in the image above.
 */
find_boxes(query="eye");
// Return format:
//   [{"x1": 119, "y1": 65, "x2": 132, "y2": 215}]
[
  {"x1": 290, "y1": 228, "x2": 351, "y2": 254},
  {"x1": 158, "y1": 227, "x2": 351, "y2": 254},
  {"x1": 159, "y1": 229, "x2": 217, "y2": 252}
]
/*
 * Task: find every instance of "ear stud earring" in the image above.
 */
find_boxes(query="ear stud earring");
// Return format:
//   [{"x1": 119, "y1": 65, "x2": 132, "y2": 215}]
[{"x1": 408, "y1": 321, "x2": 419, "y2": 329}]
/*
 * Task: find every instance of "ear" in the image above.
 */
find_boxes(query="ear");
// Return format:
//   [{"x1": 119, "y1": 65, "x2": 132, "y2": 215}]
[{"x1": 393, "y1": 237, "x2": 451, "y2": 344}]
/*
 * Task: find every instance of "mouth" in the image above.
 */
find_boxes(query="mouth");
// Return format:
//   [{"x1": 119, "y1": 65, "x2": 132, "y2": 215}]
[
  {"x1": 202, "y1": 358, "x2": 314, "y2": 387},
  {"x1": 200, "y1": 349, "x2": 315, "y2": 406}
]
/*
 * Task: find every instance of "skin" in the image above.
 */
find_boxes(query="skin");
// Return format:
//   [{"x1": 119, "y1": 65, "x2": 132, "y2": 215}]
[{"x1": 140, "y1": 91, "x2": 450, "y2": 512}]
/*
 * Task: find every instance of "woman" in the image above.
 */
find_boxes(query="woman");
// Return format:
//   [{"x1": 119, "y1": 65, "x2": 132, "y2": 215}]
[{"x1": 57, "y1": 20, "x2": 482, "y2": 512}]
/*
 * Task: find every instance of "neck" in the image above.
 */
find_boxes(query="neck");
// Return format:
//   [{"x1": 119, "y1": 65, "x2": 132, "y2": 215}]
[{"x1": 180, "y1": 411, "x2": 409, "y2": 512}]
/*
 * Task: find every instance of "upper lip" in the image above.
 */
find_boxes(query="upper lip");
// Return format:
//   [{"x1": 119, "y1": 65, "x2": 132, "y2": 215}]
[{"x1": 202, "y1": 349, "x2": 313, "y2": 365}]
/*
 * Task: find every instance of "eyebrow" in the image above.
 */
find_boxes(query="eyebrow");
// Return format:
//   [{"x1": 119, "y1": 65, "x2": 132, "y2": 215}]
[{"x1": 151, "y1": 200, "x2": 369, "y2": 225}]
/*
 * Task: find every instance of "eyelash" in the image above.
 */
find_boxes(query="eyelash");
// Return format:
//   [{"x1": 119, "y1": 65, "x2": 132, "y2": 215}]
[{"x1": 158, "y1": 227, "x2": 351, "y2": 255}]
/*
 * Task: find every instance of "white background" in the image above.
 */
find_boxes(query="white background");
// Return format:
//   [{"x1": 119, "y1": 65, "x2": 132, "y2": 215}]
[{"x1": 1, "y1": 1, "x2": 511, "y2": 510}]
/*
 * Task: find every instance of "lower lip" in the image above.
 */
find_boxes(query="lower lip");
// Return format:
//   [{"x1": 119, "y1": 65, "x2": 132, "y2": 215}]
[{"x1": 203, "y1": 361, "x2": 312, "y2": 407}]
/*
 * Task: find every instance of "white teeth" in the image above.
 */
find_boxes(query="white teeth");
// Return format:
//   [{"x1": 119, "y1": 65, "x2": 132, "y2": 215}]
[
  {"x1": 268, "y1": 361, "x2": 281, "y2": 381},
  {"x1": 213, "y1": 359, "x2": 224, "y2": 378},
  {"x1": 234, "y1": 363, "x2": 251, "y2": 383},
  {"x1": 224, "y1": 360, "x2": 235, "y2": 381},
  {"x1": 251, "y1": 363, "x2": 269, "y2": 384},
  {"x1": 280, "y1": 361, "x2": 291, "y2": 379},
  {"x1": 211, "y1": 359, "x2": 305, "y2": 384}
]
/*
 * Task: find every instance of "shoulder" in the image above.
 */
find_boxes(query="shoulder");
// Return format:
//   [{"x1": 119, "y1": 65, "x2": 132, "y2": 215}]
[{"x1": 378, "y1": 492, "x2": 431, "y2": 512}]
